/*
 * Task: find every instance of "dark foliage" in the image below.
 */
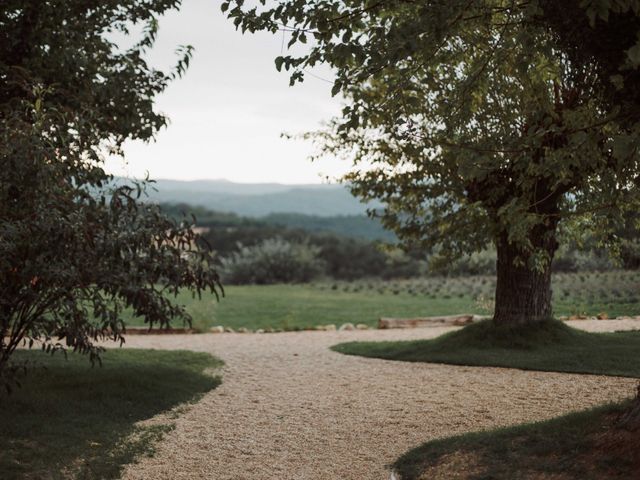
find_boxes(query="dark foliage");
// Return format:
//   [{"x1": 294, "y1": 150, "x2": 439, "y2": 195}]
[{"x1": 0, "y1": 1, "x2": 221, "y2": 387}]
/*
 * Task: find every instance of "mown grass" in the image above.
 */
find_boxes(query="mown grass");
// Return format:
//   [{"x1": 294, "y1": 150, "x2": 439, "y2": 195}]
[
  {"x1": 124, "y1": 270, "x2": 640, "y2": 332},
  {"x1": 0, "y1": 349, "x2": 222, "y2": 480},
  {"x1": 332, "y1": 319, "x2": 640, "y2": 377},
  {"x1": 394, "y1": 401, "x2": 639, "y2": 480},
  {"x1": 125, "y1": 284, "x2": 479, "y2": 331}
]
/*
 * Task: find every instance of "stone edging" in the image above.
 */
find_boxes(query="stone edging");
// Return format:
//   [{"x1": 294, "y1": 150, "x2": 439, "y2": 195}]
[{"x1": 124, "y1": 315, "x2": 640, "y2": 335}]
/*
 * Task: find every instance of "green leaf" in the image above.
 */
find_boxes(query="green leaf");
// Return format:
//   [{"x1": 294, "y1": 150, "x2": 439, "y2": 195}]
[{"x1": 274, "y1": 56, "x2": 284, "y2": 72}]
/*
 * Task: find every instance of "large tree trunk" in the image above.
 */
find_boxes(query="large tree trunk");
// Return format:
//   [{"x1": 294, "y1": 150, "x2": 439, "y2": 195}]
[{"x1": 493, "y1": 226, "x2": 559, "y2": 327}]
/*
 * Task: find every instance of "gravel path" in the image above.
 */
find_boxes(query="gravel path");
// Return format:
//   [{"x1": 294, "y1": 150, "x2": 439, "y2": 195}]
[{"x1": 121, "y1": 320, "x2": 640, "y2": 480}]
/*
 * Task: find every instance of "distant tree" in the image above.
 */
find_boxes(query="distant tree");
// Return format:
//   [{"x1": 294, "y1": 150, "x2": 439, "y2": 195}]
[
  {"x1": 0, "y1": 1, "x2": 221, "y2": 388},
  {"x1": 311, "y1": 236, "x2": 388, "y2": 280},
  {"x1": 224, "y1": 0, "x2": 640, "y2": 328}
]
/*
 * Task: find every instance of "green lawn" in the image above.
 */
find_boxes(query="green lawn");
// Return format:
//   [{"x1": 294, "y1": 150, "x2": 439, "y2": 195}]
[
  {"x1": 333, "y1": 319, "x2": 640, "y2": 377},
  {"x1": 124, "y1": 271, "x2": 640, "y2": 332},
  {"x1": 394, "y1": 401, "x2": 638, "y2": 480},
  {"x1": 0, "y1": 349, "x2": 221, "y2": 480},
  {"x1": 126, "y1": 284, "x2": 479, "y2": 331},
  {"x1": 199, "y1": 284, "x2": 478, "y2": 331}
]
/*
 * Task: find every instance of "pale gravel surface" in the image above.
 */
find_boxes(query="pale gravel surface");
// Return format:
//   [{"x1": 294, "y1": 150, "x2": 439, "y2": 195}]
[{"x1": 120, "y1": 320, "x2": 640, "y2": 480}]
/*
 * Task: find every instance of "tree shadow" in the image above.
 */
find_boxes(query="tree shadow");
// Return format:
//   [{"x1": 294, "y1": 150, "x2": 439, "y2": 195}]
[
  {"x1": 0, "y1": 349, "x2": 221, "y2": 480},
  {"x1": 393, "y1": 402, "x2": 637, "y2": 480}
]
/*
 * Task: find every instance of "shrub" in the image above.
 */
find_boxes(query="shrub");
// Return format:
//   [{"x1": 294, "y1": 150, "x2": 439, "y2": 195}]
[{"x1": 220, "y1": 238, "x2": 325, "y2": 284}]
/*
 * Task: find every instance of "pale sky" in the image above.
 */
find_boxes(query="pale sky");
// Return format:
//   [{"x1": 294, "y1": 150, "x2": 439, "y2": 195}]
[{"x1": 104, "y1": 0, "x2": 348, "y2": 184}]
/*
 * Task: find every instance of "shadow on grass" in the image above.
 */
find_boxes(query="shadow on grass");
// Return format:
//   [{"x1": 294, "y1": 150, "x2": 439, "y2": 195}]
[
  {"x1": 393, "y1": 402, "x2": 639, "y2": 480},
  {"x1": 333, "y1": 319, "x2": 640, "y2": 378},
  {"x1": 0, "y1": 349, "x2": 222, "y2": 480}
]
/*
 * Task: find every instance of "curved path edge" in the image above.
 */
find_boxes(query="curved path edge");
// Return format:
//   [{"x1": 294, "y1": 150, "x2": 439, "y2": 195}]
[{"x1": 120, "y1": 320, "x2": 639, "y2": 480}]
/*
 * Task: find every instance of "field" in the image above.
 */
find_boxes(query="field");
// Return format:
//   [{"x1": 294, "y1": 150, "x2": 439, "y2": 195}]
[{"x1": 125, "y1": 270, "x2": 640, "y2": 331}]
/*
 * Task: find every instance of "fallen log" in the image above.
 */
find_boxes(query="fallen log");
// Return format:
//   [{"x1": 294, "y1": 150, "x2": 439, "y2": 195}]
[{"x1": 378, "y1": 314, "x2": 479, "y2": 329}]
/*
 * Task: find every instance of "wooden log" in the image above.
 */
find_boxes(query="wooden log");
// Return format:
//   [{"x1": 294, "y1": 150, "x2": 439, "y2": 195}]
[{"x1": 378, "y1": 314, "x2": 476, "y2": 329}]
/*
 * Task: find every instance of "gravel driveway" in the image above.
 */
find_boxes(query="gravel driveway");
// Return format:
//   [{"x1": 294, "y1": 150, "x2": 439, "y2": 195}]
[{"x1": 120, "y1": 320, "x2": 639, "y2": 480}]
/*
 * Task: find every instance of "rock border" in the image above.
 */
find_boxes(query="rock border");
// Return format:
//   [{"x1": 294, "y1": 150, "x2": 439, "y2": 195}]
[
  {"x1": 125, "y1": 315, "x2": 640, "y2": 335},
  {"x1": 210, "y1": 315, "x2": 640, "y2": 334}
]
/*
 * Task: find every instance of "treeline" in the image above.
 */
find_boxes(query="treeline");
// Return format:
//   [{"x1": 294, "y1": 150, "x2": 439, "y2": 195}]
[
  {"x1": 261, "y1": 213, "x2": 394, "y2": 241},
  {"x1": 160, "y1": 203, "x2": 393, "y2": 241},
  {"x1": 160, "y1": 203, "x2": 640, "y2": 284},
  {"x1": 160, "y1": 203, "x2": 421, "y2": 282}
]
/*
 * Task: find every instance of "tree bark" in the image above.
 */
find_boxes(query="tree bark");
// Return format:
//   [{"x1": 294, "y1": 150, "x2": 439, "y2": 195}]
[{"x1": 493, "y1": 226, "x2": 559, "y2": 326}]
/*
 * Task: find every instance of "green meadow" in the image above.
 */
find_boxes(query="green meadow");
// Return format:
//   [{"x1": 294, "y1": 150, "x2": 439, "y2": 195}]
[{"x1": 124, "y1": 271, "x2": 640, "y2": 331}]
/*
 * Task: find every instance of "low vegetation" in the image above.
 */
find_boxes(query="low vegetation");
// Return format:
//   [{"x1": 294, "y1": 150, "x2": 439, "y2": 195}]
[
  {"x1": 333, "y1": 319, "x2": 640, "y2": 378},
  {"x1": 393, "y1": 401, "x2": 640, "y2": 480},
  {"x1": 316, "y1": 271, "x2": 640, "y2": 319},
  {"x1": 0, "y1": 349, "x2": 221, "y2": 480}
]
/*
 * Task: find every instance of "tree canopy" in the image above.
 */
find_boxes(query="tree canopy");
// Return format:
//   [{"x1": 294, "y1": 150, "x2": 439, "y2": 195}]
[
  {"x1": 0, "y1": 1, "x2": 221, "y2": 387},
  {"x1": 224, "y1": 0, "x2": 640, "y2": 325}
]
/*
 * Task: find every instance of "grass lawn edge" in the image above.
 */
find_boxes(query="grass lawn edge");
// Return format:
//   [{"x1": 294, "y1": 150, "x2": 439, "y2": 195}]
[{"x1": 331, "y1": 319, "x2": 640, "y2": 378}]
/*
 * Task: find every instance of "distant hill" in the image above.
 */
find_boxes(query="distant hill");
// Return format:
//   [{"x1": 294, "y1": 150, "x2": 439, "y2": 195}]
[{"x1": 136, "y1": 178, "x2": 376, "y2": 217}]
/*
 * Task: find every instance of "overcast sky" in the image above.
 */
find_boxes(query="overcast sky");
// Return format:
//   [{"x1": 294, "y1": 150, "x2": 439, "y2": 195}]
[{"x1": 104, "y1": 0, "x2": 348, "y2": 185}]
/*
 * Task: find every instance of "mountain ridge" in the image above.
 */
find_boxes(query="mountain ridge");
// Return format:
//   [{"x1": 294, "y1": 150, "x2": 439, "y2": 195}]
[{"x1": 122, "y1": 177, "x2": 376, "y2": 217}]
